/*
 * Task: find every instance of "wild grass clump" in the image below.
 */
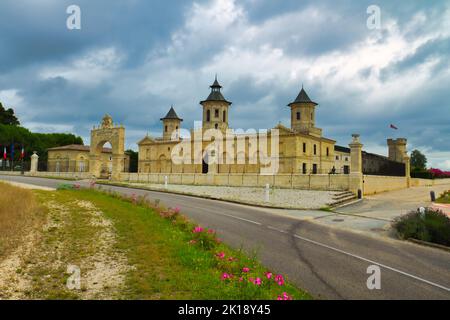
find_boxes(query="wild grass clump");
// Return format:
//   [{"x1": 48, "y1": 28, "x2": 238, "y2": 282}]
[
  {"x1": 0, "y1": 182, "x2": 40, "y2": 257},
  {"x1": 392, "y1": 207, "x2": 450, "y2": 246}
]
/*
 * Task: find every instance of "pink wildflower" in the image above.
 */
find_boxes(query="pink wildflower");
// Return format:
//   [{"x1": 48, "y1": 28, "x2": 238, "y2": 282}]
[
  {"x1": 239, "y1": 277, "x2": 244, "y2": 282},
  {"x1": 265, "y1": 272, "x2": 273, "y2": 279},
  {"x1": 277, "y1": 292, "x2": 292, "y2": 300},
  {"x1": 173, "y1": 207, "x2": 181, "y2": 214},
  {"x1": 221, "y1": 273, "x2": 232, "y2": 281},
  {"x1": 216, "y1": 252, "x2": 226, "y2": 259},
  {"x1": 253, "y1": 278, "x2": 262, "y2": 286},
  {"x1": 193, "y1": 226, "x2": 204, "y2": 233},
  {"x1": 275, "y1": 274, "x2": 285, "y2": 286},
  {"x1": 242, "y1": 267, "x2": 250, "y2": 273}
]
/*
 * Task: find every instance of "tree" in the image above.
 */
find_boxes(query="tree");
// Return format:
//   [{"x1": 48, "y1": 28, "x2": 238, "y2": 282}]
[
  {"x1": 410, "y1": 149, "x2": 427, "y2": 171},
  {"x1": 0, "y1": 102, "x2": 20, "y2": 126},
  {"x1": 0, "y1": 124, "x2": 83, "y2": 163},
  {"x1": 125, "y1": 149, "x2": 138, "y2": 173}
]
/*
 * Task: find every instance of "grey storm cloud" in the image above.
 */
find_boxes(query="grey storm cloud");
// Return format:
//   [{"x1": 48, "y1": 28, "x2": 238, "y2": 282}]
[{"x1": 0, "y1": 0, "x2": 449, "y2": 168}]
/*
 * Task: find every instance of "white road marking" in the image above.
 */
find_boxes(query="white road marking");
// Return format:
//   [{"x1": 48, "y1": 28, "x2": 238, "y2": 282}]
[
  {"x1": 267, "y1": 226, "x2": 288, "y2": 233},
  {"x1": 215, "y1": 212, "x2": 262, "y2": 226},
  {"x1": 209, "y1": 209, "x2": 450, "y2": 293},
  {"x1": 292, "y1": 234, "x2": 450, "y2": 293}
]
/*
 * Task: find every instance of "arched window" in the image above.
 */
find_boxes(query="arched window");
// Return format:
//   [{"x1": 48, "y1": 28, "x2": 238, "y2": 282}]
[
  {"x1": 165, "y1": 125, "x2": 168, "y2": 132},
  {"x1": 296, "y1": 112, "x2": 300, "y2": 120},
  {"x1": 215, "y1": 123, "x2": 218, "y2": 129},
  {"x1": 206, "y1": 110, "x2": 211, "y2": 122}
]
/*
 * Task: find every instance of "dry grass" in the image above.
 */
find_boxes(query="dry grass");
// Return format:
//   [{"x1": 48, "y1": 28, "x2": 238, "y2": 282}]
[{"x1": 0, "y1": 182, "x2": 40, "y2": 258}]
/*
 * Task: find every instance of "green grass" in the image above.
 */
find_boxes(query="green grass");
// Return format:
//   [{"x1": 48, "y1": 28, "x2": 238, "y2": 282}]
[
  {"x1": 57, "y1": 189, "x2": 311, "y2": 300},
  {"x1": 436, "y1": 190, "x2": 450, "y2": 204}
]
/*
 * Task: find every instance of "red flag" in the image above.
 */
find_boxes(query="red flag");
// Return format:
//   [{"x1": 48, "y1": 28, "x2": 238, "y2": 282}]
[
  {"x1": 3, "y1": 147, "x2": 6, "y2": 160},
  {"x1": 20, "y1": 147, "x2": 25, "y2": 159},
  {"x1": 390, "y1": 124, "x2": 398, "y2": 130}
]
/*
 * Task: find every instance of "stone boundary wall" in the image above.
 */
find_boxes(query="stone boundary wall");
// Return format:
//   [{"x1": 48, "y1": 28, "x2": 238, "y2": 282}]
[
  {"x1": 363, "y1": 175, "x2": 407, "y2": 195},
  {"x1": 0, "y1": 171, "x2": 92, "y2": 180},
  {"x1": 119, "y1": 172, "x2": 351, "y2": 191},
  {"x1": 410, "y1": 178, "x2": 450, "y2": 187}
]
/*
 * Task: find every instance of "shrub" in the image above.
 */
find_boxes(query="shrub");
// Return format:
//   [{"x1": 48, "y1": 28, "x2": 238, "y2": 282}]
[
  {"x1": 56, "y1": 183, "x2": 75, "y2": 190},
  {"x1": 436, "y1": 190, "x2": 450, "y2": 204},
  {"x1": 392, "y1": 208, "x2": 450, "y2": 246}
]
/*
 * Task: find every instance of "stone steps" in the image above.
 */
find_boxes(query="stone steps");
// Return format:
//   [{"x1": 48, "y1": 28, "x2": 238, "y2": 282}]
[{"x1": 328, "y1": 191, "x2": 357, "y2": 206}]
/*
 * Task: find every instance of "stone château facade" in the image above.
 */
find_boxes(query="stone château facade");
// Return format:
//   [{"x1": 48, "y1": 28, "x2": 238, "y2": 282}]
[{"x1": 138, "y1": 78, "x2": 341, "y2": 175}]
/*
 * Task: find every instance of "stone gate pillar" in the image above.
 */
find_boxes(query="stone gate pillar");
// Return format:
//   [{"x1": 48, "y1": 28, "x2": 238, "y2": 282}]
[
  {"x1": 89, "y1": 154, "x2": 101, "y2": 178},
  {"x1": 30, "y1": 151, "x2": 39, "y2": 175},
  {"x1": 111, "y1": 154, "x2": 123, "y2": 180},
  {"x1": 404, "y1": 155, "x2": 411, "y2": 188},
  {"x1": 349, "y1": 134, "x2": 363, "y2": 197}
]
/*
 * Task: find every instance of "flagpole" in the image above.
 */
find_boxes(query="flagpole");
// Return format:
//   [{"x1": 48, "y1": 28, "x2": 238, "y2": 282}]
[{"x1": 21, "y1": 144, "x2": 24, "y2": 175}]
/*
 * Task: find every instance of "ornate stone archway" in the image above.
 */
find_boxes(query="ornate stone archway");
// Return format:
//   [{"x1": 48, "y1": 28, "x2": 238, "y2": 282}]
[{"x1": 89, "y1": 115, "x2": 125, "y2": 180}]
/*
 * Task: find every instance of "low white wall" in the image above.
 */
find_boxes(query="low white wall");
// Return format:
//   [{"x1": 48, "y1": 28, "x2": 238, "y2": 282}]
[
  {"x1": 363, "y1": 175, "x2": 407, "y2": 195},
  {"x1": 411, "y1": 178, "x2": 450, "y2": 187},
  {"x1": 119, "y1": 172, "x2": 351, "y2": 191}
]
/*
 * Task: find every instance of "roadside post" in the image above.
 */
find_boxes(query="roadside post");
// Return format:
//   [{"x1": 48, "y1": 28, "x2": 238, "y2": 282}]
[
  {"x1": 265, "y1": 183, "x2": 270, "y2": 202},
  {"x1": 430, "y1": 191, "x2": 436, "y2": 202},
  {"x1": 164, "y1": 175, "x2": 168, "y2": 189}
]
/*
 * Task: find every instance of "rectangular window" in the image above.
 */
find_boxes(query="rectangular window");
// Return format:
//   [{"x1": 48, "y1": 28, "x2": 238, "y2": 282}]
[
  {"x1": 314, "y1": 144, "x2": 317, "y2": 155},
  {"x1": 312, "y1": 164, "x2": 318, "y2": 174},
  {"x1": 296, "y1": 112, "x2": 300, "y2": 120},
  {"x1": 302, "y1": 163, "x2": 307, "y2": 174},
  {"x1": 215, "y1": 109, "x2": 219, "y2": 118},
  {"x1": 336, "y1": 155, "x2": 339, "y2": 161},
  {"x1": 303, "y1": 143, "x2": 306, "y2": 153},
  {"x1": 326, "y1": 147, "x2": 329, "y2": 156}
]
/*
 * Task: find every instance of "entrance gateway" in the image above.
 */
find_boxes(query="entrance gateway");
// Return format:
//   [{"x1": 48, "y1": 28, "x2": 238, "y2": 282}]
[{"x1": 89, "y1": 115, "x2": 125, "y2": 180}]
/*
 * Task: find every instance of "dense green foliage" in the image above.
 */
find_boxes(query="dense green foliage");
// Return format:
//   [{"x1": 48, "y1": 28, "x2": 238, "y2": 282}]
[
  {"x1": 0, "y1": 102, "x2": 20, "y2": 126},
  {"x1": 0, "y1": 124, "x2": 83, "y2": 163},
  {"x1": 392, "y1": 208, "x2": 450, "y2": 246},
  {"x1": 410, "y1": 149, "x2": 427, "y2": 171},
  {"x1": 125, "y1": 149, "x2": 138, "y2": 172}
]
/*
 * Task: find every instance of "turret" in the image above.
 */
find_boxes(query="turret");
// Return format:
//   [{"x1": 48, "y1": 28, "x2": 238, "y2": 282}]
[
  {"x1": 288, "y1": 86, "x2": 319, "y2": 135},
  {"x1": 200, "y1": 76, "x2": 232, "y2": 132},
  {"x1": 161, "y1": 106, "x2": 182, "y2": 141},
  {"x1": 387, "y1": 138, "x2": 407, "y2": 163}
]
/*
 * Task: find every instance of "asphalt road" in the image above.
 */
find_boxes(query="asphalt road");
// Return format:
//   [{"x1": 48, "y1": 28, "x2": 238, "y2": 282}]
[{"x1": 1, "y1": 174, "x2": 450, "y2": 300}]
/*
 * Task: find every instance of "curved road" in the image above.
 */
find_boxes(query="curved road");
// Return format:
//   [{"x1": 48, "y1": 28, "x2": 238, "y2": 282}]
[{"x1": 1, "y1": 174, "x2": 449, "y2": 300}]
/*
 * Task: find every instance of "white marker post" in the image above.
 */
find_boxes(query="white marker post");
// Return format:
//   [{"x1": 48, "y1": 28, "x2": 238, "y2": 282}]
[
  {"x1": 164, "y1": 176, "x2": 168, "y2": 189},
  {"x1": 265, "y1": 184, "x2": 270, "y2": 202}
]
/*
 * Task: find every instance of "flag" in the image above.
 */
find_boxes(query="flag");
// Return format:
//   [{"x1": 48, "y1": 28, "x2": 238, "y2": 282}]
[
  {"x1": 20, "y1": 146, "x2": 25, "y2": 159},
  {"x1": 3, "y1": 147, "x2": 6, "y2": 160},
  {"x1": 390, "y1": 124, "x2": 398, "y2": 130}
]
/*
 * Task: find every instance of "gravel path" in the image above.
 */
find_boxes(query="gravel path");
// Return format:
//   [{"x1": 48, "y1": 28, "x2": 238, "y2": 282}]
[{"x1": 127, "y1": 183, "x2": 340, "y2": 209}]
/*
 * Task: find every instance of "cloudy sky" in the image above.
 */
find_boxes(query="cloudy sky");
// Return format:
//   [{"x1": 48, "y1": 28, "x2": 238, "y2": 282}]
[{"x1": 0, "y1": 0, "x2": 449, "y2": 169}]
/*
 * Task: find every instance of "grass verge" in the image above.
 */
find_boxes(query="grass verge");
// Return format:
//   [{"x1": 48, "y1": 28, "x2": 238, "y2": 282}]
[{"x1": 58, "y1": 188, "x2": 311, "y2": 300}]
